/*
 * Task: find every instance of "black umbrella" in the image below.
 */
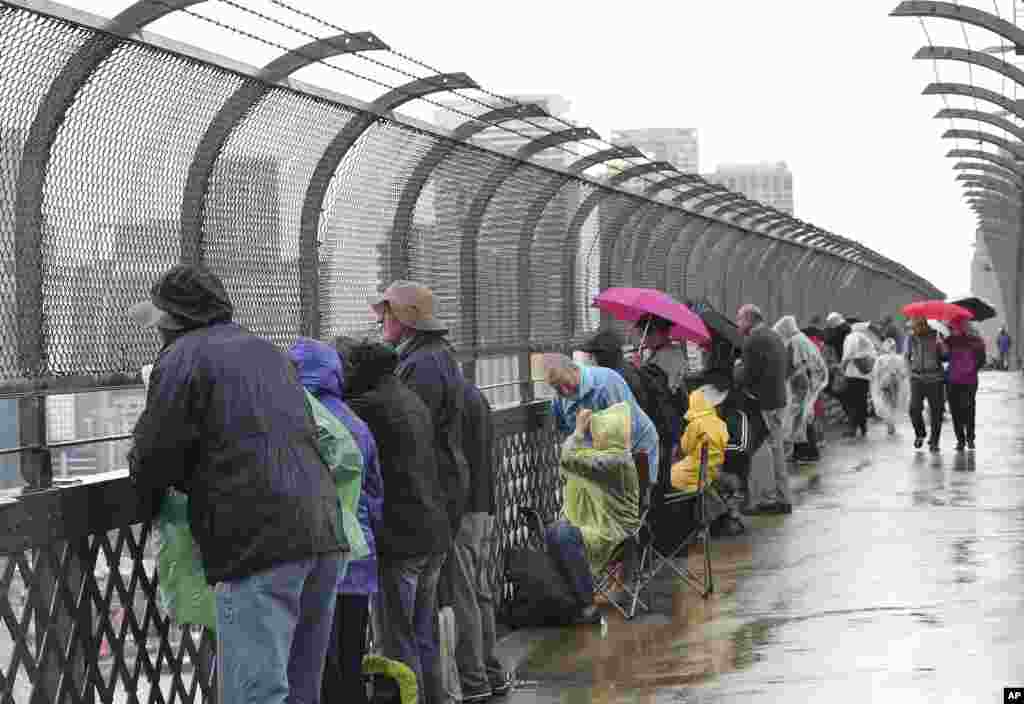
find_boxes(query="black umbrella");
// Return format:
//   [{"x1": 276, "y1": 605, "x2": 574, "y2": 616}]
[
  {"x1": 949, "y1": 296, "x2": 997, "y2": 323},
  {"x1": 687, "y1": 298, "x2": 744, "y2": 349}
]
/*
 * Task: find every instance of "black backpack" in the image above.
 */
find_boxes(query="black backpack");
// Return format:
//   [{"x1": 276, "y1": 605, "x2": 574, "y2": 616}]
[
  {"x1": 634, "y1": 363, "x2": 684, "y2": 444},
  {"x1": 499, "y1": 508, "x2": 580, "y2": 629}
]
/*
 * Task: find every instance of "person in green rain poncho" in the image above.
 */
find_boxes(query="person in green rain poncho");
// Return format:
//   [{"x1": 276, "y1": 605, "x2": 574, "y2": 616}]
[{"x1": 544, "y1": 402, "x2": 641, "y2": 625}]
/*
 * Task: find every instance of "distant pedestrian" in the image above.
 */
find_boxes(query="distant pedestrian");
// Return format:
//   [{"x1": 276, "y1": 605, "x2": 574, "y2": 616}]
[
  {"x1": 997, "y1": 326, "x2": 1012, "y2": 370},
  {"x1": 945, "y1": 320, "x2": 986, "y2": 452},
  {"x1": 128, "y1": 265, "x2": 344, "y2": 704},
  {"x1": 906, "y1": 316, "x2": 948, "y2": 452},
  {"x1": 735, "y1": 304, "x2": 792, "y2": 515},
  {"x1": 343, "y1": 340, "x2": 452, "y2": 704},
  {"x1": 773, "y1": 315, "x2": 828, "y2": 462},
  {"x1": 840, "y1": 322, "x2": 878, "y2": 439}
]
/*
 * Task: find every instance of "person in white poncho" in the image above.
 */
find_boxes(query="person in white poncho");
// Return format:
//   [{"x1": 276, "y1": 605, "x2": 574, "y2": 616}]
[
  {"x1": 773, "y1": 315, "x2": 829, "y2": 462},
  {"x1": 870, "y1": 338, "x2": 911, "y2": 436},
  {"x1": 840, "y1": 322, "x2": 879, "y2": 439}
]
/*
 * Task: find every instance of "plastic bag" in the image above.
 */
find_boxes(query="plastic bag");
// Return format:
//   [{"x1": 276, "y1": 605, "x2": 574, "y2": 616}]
[{"x1": 156, "y1": 489, "x2": 217, "y2": 631}]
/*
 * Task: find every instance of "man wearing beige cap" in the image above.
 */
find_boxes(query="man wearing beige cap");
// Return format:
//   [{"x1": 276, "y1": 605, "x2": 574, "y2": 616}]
[{"x1": 369, "y1": 280, "x2": 506, "y2": 701}]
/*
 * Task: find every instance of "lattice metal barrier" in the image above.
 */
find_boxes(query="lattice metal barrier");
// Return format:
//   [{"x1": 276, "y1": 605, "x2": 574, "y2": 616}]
[{"x1": 0, "y1": 402, "x2": 560, "y2": 704}]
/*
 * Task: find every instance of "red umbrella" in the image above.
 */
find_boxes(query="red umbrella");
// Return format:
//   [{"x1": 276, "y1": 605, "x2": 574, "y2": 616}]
[
  {"x1": 902, "y1": 300, "x2": 974, "y2": 322},
  {"x1": 593, "y1": 287, "x2": 711, "y2": 346}
]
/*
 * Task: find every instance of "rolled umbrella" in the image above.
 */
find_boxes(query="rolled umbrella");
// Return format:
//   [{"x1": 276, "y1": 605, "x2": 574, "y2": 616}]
[
  {"x1": 593, "y1": 288, "x2": 711, "y2": 346},
  {"x1": 902, "y1": 300, "x2": 974, "y2": 323},
  {"x1": 948, "y1": 296, "x2": 996, "y2": 323}
]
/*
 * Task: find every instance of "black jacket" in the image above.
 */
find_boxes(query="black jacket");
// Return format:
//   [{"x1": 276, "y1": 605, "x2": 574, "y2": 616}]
[
  {"x1": 736, "y1": 324, "x2": 789, "y2": 411},
  {"x1": 130, "y1": 322, "x2": 345, "y2": 585},
  {"x1": 347, "y1": 374, "x2": 452, "y2": 559},
  {"x1": 463, "y1": 383, "x2": 495, "y2": 516},
  {"x1": 397, "y1": 332, "x2": 470, "y2": 531}
]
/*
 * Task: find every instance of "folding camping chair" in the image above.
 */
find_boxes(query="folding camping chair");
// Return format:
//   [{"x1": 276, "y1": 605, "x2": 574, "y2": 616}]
[
  {"x1": 640, "y1": 443, "x2": 715, "y2": 601},
  {"x1": 592, "y1": 451, "x2": 654, "y2": 620}
]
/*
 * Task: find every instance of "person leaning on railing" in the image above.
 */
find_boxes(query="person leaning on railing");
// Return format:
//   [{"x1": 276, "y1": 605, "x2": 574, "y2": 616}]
[{"x1": 127, "y1": 264, "x2": 346, "y2": 704}]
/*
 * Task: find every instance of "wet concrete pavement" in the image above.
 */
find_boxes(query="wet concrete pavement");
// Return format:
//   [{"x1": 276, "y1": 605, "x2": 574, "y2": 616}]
[{"x1": 496, "y1": 372, "x2": 1024, "y2": 703}]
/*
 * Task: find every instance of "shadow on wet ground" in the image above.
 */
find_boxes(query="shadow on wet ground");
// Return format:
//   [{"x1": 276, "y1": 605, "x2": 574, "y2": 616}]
[{"x1": 495, "y1": 372, "x2": 1024, "y2": 703}]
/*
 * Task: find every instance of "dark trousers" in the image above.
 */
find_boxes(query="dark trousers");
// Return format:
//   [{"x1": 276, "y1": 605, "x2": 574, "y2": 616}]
[
  {"x1": 843, "y1": 378, "x2": 870, "y2": 434},
  {"x1": 322, "y1": 593, "x2": 370, "y2": 704},
  {"x1": 910, "y1": 378, "x2": 945, "y2": 442},
  {"x1": 794, "y1": 422, "x2": 819, "y2": 459},
  {"x1": 947, "y1": 383, "x2": 978, "y2": 444}
]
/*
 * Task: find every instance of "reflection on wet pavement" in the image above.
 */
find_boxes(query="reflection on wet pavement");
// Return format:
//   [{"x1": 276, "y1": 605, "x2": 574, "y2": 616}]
[{"x1": 499, "y1": 373, "x2": 1024, "y2": 702}]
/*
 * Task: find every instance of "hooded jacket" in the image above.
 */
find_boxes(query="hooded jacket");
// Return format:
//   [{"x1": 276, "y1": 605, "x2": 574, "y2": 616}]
[
  {"x1": 290, "y1": 338, "x2": 383, "y2": 595},
  {"x1": 130, "y1": 322, "x2": 346, "y2": 585},
  {"x1": 735, "y1": 323, "x2": 789, "y2": 411},
  {"x1": 841, "y1": 322, "x2": 878, "y2": 381},
  {"x1": 670, "y1": 390, "x2": 727, "y2": 493},
  {"x1": 346, "y1": 343, "x2": 452, "y2": 559},
  {"x1": 946, "y1": 330, "x2": 986, "y2": 386},
  {"x1": 396, "y1": 331, "x2": 470, "y2": 531},
  {"x1": 774, "y1": 315, "x2": 829, "y2": 442}
]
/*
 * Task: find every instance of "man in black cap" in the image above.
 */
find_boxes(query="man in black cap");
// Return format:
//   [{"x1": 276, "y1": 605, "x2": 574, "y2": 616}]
[{"x1": 128, "y1": 264, "x2": 345, "y2": 704}]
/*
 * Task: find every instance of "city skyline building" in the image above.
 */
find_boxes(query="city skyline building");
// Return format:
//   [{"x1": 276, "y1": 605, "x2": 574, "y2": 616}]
[
  {"x1": 610, "y1": 127, "x2": 699, "y2": 173},
  {"x1": 705, "y1": 160, "x2": 794, "y2": 214}
]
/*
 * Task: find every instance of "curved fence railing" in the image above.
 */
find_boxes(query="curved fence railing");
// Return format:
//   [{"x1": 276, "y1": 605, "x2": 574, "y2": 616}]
[{"x1": 0, "y1": 0, "x2": 941, "y2": 400}]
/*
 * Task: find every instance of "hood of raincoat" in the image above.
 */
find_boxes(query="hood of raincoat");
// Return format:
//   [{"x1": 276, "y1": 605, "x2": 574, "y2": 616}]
[
  {"x1": 773, "y1": 315, "x2": 801, "y2": 342},
  {"x1": 826, "y1": 312, "x2": 845, "y2": 328},
  {"x1": 289, "y1": 337, "x2": 346, "y2": 417},
  {"x1": 882, "y1": 338, "x2": 897, "y2": 354},
  {"x1": 685, "y1": 389, "x2": 718, "y2": 423},
  {"x1": 589, "y1": 402, "x2": 632, "y2": 452}
]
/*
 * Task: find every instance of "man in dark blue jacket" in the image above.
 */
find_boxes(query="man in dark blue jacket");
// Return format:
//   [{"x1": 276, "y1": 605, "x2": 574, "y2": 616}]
[{"x1": 128, "y1": 265, "x2": 345, "y2": 704}]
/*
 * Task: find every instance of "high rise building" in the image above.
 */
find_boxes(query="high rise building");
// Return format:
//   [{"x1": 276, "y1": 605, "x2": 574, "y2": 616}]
[
  {"x1": 705, "y1": 161, "x2": 794, "y2": 214},
  {"x1": 610, "y1": 128, "x2": 699, "y2": 173}
]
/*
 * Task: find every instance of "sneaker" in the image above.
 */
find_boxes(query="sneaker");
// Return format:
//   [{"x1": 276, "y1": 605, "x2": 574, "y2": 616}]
[
  {"x1": 914, "y1": 436, "x2": 925, "y2": 449},
  {"x1": 929, "y1": 444, "x2": 940, "y2": 454},
  {"x1": 461, "y1": 686, "x2": 494, "y2": 702},
  {"x1": 797, "y1": 454, "x2": 820, "y2": 464},
  {"x1": 967, "y1": 440, "x2": 975, "y2": 452},
  {"x1": 955, "y1": 442, "x2": 965, "y2": 453},
  {"x1": 887, "y1": 424, "x2": 896, "y2": 436},
  {"x1": 842, "y1": 429, "x2": 857, "y2": 439}
]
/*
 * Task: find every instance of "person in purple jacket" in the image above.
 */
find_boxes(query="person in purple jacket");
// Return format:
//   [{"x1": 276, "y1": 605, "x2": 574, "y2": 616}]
[
  {"x1": 289, "y1": 338, "x2": 384, "y2": 704},
  {"x1": 945, "y1": 320, "x2": 987, "y2": 453}
]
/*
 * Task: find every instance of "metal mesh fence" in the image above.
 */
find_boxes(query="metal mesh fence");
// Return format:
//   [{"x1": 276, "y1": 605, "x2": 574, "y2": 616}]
[{"x1": 0, "y1": 0, "x2": 941, "y2": 399}]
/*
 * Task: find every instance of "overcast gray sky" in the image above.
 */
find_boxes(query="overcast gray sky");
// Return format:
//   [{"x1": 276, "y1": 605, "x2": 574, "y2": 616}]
[{"x1": 62, "y1": 0, "x2": 1024, "y2": 297}]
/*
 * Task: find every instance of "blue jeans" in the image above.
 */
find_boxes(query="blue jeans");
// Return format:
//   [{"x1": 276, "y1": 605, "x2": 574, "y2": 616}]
[
  {"x1": 215, "y1": 554, "x2": 342, "y2": 704},
  {"x1": 375, "y1": 553, "x2": 447, "y2": 704},
  {"x1": 544, "y1": 519, "x2": 593, "y2": 608}
]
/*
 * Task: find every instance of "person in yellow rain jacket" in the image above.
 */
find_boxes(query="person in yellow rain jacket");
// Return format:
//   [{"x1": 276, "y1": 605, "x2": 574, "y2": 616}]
[{"x1": 670, "y1": 388, "x2": 728, "y2": 493}]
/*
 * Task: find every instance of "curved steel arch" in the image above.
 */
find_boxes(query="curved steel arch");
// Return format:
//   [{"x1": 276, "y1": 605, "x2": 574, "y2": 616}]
[
  {"x1": 671, "y1": 184, "x2": 730, "y2": 205},
  {"x1": 642, "y1": 173, "x2": 704, "y2": 199},
  {"x1": 788, "y1": 248, "x2": 825, "y2": 321},
  {"x1": 709, "y1": 198, "x2": 761, "y2": 219},
  {"x1": 387, "y1": 103, "x2": 549, "y2": 281},
  {"x1": 14, "y1": 0, "x2": 206, "y2": 375},
  {"x1": 891, "y1": 2, "x2": 1024, "y2": 48},
  {"x1": 925, "y1": 83, "x2": 1023, "y2": 122},
  {"x1": 715, "y1": 226, "x2": 756, "y2": 313},
  {"x1": 568, "y1": 145, "x2": 644, "y2": 175},
  {"x1": 948, "y1": 148, "x2": 1024, "y2": 179},
  {"x1": 459, "y1": 126, "x2": 600, "y2": 371},
  {"x1": 743, "y1": 238, "x2": 784, "y2": 316},
  {"x1": 749, "y1": 211, "x2": 790, "y2": 230},
  {"x1": 182, "y1": 32, "x2": 389, "y2": 261},
  {"x1": 689, "y1": 192, "x2": 746, "y2": 214},
  {"x1": 936, "y1": 107, "x2": 1024, "y2": 143},
  {"x1": 953, "y1": 162, "x2": 1024, "y2": 187},
  {"x1": 943, "y1": 128, "x2": 1024, "y2": 161},
  {"x1": 608, "y1": 161, "x2": 678, "y2": 187},
  {"x1": 915, "y1": 46, "x2": 1024, "y2": 92},
  {"x1": 300, "y1": 71, "x2": 478, "y2": 336},
  {"x1": 644, "y1": 215, "x2": 703, "y2": 292},
  {"x1": 960, "y1": 177, "x2": 1021, "y2": 198},
  {"x1": 732, "y1": 205, "x2": 774, "y2": 226}
]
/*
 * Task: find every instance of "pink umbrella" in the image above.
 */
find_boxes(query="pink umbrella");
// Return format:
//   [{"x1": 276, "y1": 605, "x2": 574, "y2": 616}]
[{"x1": 593, "y1": 287, "x2": 711, "y2": 346}]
